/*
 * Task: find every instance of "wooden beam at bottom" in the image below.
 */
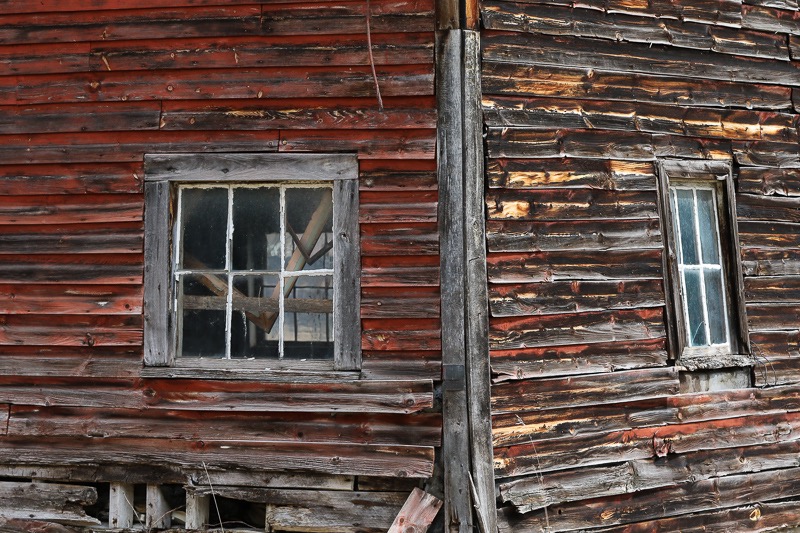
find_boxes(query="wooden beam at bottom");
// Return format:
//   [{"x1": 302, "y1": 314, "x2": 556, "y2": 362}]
[
  {"x1": 146, "y1": 484, "x2": 171, "y2": 529},
  {"x1": 185, "y1": 493, "x2": 209, "y2": 530},
  {"x1": 108, "y1": 483, "x2": 135, "y2": 529},
  {"x1": 388, "y1": 488, "x2": 443, "y2": 533}
]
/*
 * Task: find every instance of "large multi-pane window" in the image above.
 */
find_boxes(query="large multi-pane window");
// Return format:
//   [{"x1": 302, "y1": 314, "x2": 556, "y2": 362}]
[{"x1": 143, "y1": 153, "x2": 360, "y2": 371}]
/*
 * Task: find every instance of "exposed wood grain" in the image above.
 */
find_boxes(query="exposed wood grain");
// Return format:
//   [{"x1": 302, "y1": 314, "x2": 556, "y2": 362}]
[
  {"x1": 489, "y1": 279, "x2": 664, "y2": 317},
  {"x1": 362, "y1": 256, "x2": 440, "y2": 287},
  {"x1": 0, "y1": 284, "x2": 141, "y2": 315},
  {"x1": 0, "y1": 481, "x2": 98, "y2": 526},
  {"x1": 362, "y1": 287, "x2": 440, "y2": 318},
  {"x1": 7, "y1": 406, "x2": 441, "y2": 446},
  {"x1": 737, "y1": 193, "x2": 800, "y2": 222},
  {"x1": 0, "y1": 223, "x2": 142, "y2": 255},
  {"x1": 745, "y1": 275, "x2": 800, "y2": 302},
  {"x1": 482, "y1": 62, "x2": 793, "y2": 110},
  {"x1": 486, "y1": 219, "x2": 662, "y2": 252},
  {"x1": 0, "y1": 163, "x2": 142, "y2": 195},
  {"x1": 0, "y1": 314, "x2": 141, "y2": 347},
  {"x1": 747, "y1": 303, "x2": 800, "y2": 331},
  {"x1": 160, "y1": 97, "x2": 437, "y2": 131},
  {"x1": 734, "y1": 140, "x2": 800, "y2": 167},
  {"x1": 0, "y1": 436, "x2": 435, "y2": 478},
  {"x1": 742, "y1": 248, "x2": 800, "y2": 275},
  {"x1": 490, "y1": 307, "x2": 666, "y2": 350},
  {"x1": 0, "y1": 353, "x2": 140, "y2": 379},
  {"x1": 492, "y1": 383, "x2": 800, "y2": 446},
  {"x1": 487, "y1": 249, "x2": 663, "y2": 282},
  {"x1": 484, "y1": 1, "x2": 785, "y2": 58},
  {"x1": 360, "y1": 190, "x2": 438, "y2": 223},
  {"x1": 492, "y1": 367, "x2": 678, "y2": 414},
  {"x1": 490, "y1": 338, "x2": 668, "y2": 382},
  {"x1": 361, "y1": 223, "x2": 439, "y2": 256},
  {"x1": 487, "y1": 158, "x2": 656, "y2": 190},
  {"x1": 743, "y1": 3, "x2": 800, "y2": 34},
  {"x1": 482, "y1": 32, "x2": 800, "y2": 85},
  {"x1": 0, "y1": 102, "x2": 161, "y2": 134},
  {"x1": 90, "y1": 33, "x2": 434, "y2": 71},
  {"x1": 359, "y1": 160, "x2": 437, "y2": 191},
  {"x1": 0, "y1": 6, "x2": 262, "y2": 44},
  {"x1": 17, "y1": 65, "x2": 434, "y2": 104},
  {"x1": 497, "y1": 466, "x2": 800, "y2": 532},
  {"x1": 738, "y1": 166, "x2": 800, "y2": 196},
  {"x1": 500, "y1": 440, "x2": 800, "y2": 513},
  {"x1": 738, "y1": 220, "x2": 800, "y2": 250},
  {"x1": 494, "y1": 412, "x2": 800, "y2": 479},
  {"x1": 0, "y1": 195, "x2": 141, "y2": 226},
  {"x1": 486, "y1": 189, "x2": 658, "y2": 220},
  {"x1": 280, "y1": 129, "x2": 437, "y2": 160},
  {"x1": 388, "y1": 488, "x2": 443, "y2": 532},
  {"x1": 0, "y1": 42, "x2": 89, "y2": 75},
  {"x1": 483, "y1": 95, "x2": 799, "y2": 142}
]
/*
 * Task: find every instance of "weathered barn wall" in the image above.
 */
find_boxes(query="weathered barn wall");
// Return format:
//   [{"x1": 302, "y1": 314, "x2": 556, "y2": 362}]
[
  {"x1": 0, "y1": 1, "x2": 440, "y2": 529},
  {"x1": 481, "y1": 0, "x2": 800, "y2": 529}
]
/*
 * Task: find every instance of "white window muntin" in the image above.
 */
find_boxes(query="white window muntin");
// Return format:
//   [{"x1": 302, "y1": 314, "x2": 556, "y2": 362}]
[
  {"x1": 173, "y1": 182, "x2": 334, "y2": 360},
  {"x1": 670, "y1": 182, "x2": 732, "y2": 354}
]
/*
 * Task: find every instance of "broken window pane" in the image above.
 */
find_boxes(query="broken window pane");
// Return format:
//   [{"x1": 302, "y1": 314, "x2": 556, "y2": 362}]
[
  {"x1": 683, "y1": 269, "x2": 707, "y2": 347},
  {"x1": 179, "y1": 273, "x2": 227, "y2": 358},
  {"x1": 232, "y1": 187, "x2": 280, "y2": 272},
  {"x1": 284, "y1": 188, "x2": 334, "y2": 272},
  {"x1": 230, "y1": 275, "x2": 280, "y2": 359},
  {"x1": 180, "y1": 187, "x2": 228, "y2": 270},
  {"x1": 283, "y1": 275, "x2": 333, "y2": 360}
]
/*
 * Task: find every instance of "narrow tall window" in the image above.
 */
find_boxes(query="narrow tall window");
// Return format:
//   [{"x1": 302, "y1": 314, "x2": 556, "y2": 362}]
[
  {"x1": 670, "y1": 183, "x2": 731, "y2": 355},
  {"x1": 658, "y1": 160, "x2": 750, "y2": 371}
]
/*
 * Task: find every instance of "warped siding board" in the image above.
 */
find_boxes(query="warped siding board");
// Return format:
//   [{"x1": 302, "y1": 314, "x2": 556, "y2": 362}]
[
  {"x1": 0, "y1": 42, "x2": 90, "y2": 76},
  {"x1": 0, "y1": 0, "x2": 353, "y2": 13},
  {"x1": 360, "y1": 350, "x2": 442, "y2": 380},
  {"x1": 0, "y1": 379, "x2": 434, "y2": 414},
  {"x1": 361, "y1": 223, "x2": 439, "y2": 257},
  {"x1": 738, "y1": 220, "x2": 800, "y2": 250},
  {"x1": 483, "y1": 1, "x2": 786, "y2": 58},
  {"x1": 491, "y1": 367, "x2": 679, "y2": 414},
  {"x1": 160, "y1": 97, "x2": 437, "y2": 131},
  {"x1": 747, "y1": 303, "x2": 800, "y2": 331},
  {"x1": 750, "y1": 330, "x2": 800, "y2": 357},
  {"x1": 592, "y1": 501, "x2": 800, "y2": 533},
  {"x1": 7, "y1": 406, "x2": 441, "y2": 447},
  {"x1": 738, "y1": 166, "x2": 800, "y2": 196},
  {"x1": 0, "y1": 223, "x2": 142, "y2": 255},
  {"x1": 486, "y1": 189, "x2": 659, "y2": 220},
  {"x1": 500, "y1": 440, "x2": 800, "y2": 513},
  {"x1": 486, "y1": 219, "x2": 662, "y2": 252},
  {"x1": 482, "y1": 63, "x2": 793, "y2": 110},
  {"x1": 362, "y1": 318, "x2": 442, "y2": 351},
  {"x1": 0, "y1": 436, "x2": 435, "y2": 478},
  {"x1": 0, "y1": 131, "x2": 282, "y2": 165},
  {"x1": 483, "y1": 95, "x2": 800, "y2": 142},
  {"x1": 497, "y1": 467, "x2": 800, "y2": 532},
  {"x1": 737, "y1": 193, "x2": 800, "y2": 222},
  {"x1": 0, "y1": 405, "x2": 7, "y2": 436},
  {"x1": 486, "y1": 158, "x2": 657, "y2": 190},
  {"x1": 0, "y1": 102, "x2": 161, "y2": 134},
  {"x1": 0, "y1": 163, "x2": 143, "y2": 195},
  {"x1": 743, "y1": 3, "x2": 800, "y2": 33},
  {"x1": 745, "y1": 275, "x2": 800, "y2": 302},
  {"x1": 494, "y1": 412, "x2": 800, "y2": 478},
  {"x1": 0, "y1": 6, "x2": 263, "y2": 44},
  {"x1": 0, "y1": 314, "x2": 142, "y2": 347},
  {"x1": 734, "y1": 140, "x2": 800, "y2": 167},
  {"x1": 486, "y1": 127, "x2": 733, "y2": 160},
  {"x1": 0, "y1": 353, "x2": 141, "y2": 379},
  {"x1": 361, "y1": 286, "x2": 440, "y2": 318},
  {"x1": 0, "y1": 254, "x2": 143, "y2": 284},
  {"x1": 741, "y1": 248, "x2": 800, "y2": 276},
  {"x1": 490, "y1": 338, "x2": 669, "y2": 382},
  {"x1": 753, "y1": 356, "x2": 800, "y2": 386},
  {"x1": 492, "y1": 383, "x2": 800, "y2": 447},
  {"x1": 280, "y1": 129, "x2": 437, "y2": 160},
  {"x1": 486, "y1": 249, "x2": 663, "y2": 282},
  {"x1": 16, "y1": 65, "x2": 434, "y2": 104},
  {"x1": 482, "y1": 32, "x2": 800, "y2": 85},
  {"x1": 0, "y1": 284, "x2": 142, "y2": 315},
  {"x1": 359, "y1": 160, "x2": 438, "y2": 191},
  {"x1": 361, "y1": 256, "x2": 440, "y2": 287},
  {"x1": 489, "y1": 279, "x2": 665, "y2": 317},
  {"x1": 89, "y1": 33, "x2": 434, "y2": 71},
  {"x1": 0, "y1": 195, "x2": 142, "y2": 226},
  {"x1": 360, "y1": 190, "x2": 438, "y2": 223},
  {"x1": 260, "y1": 0, "x2": 435, "y2": 35},
  {"x1": 489, "y1": 308, "x2": 667, "y2": 350}
]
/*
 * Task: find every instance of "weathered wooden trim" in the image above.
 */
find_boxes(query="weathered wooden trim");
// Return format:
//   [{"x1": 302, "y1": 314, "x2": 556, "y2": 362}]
[
  {"x1": 463, "y1": 29, "x2": 498, "y2": 533},
  {"x1": 108, "y1": 482, "x2": 134, "y2": 529},
  {"x1": 146, "y1": 484, "x2": 171, "y2": 530},
  {"x1": 143, "y1": 180, "x2": 172, "y2": 367},
  {"x1": 334, "y1": 177, "x2": 362, "y2": 370},
  {"x1": 144, "y1": 153, "x2": 357, "y2": 182},
  {"x1": 388, "y1": 488, "x2": 444, "y2": 532},
  {"x1": 437, "y1": 28, "x2": 474, "y2": 532},
  {"x1": 184, "y1": 492, "x2": 209, "y2": 530},
  {"x1": 0, "y1": 481, "x2": 99, "y2": 526}
]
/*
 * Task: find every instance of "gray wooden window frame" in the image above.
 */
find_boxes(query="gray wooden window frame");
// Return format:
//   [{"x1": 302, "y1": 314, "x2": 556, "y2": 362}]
[
  {"x1": 657, "y1": 160, "x2": 751, "y2": 371},
  {"x1": 143, "y1": 153, "x2": 361, "y2": 373}
]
